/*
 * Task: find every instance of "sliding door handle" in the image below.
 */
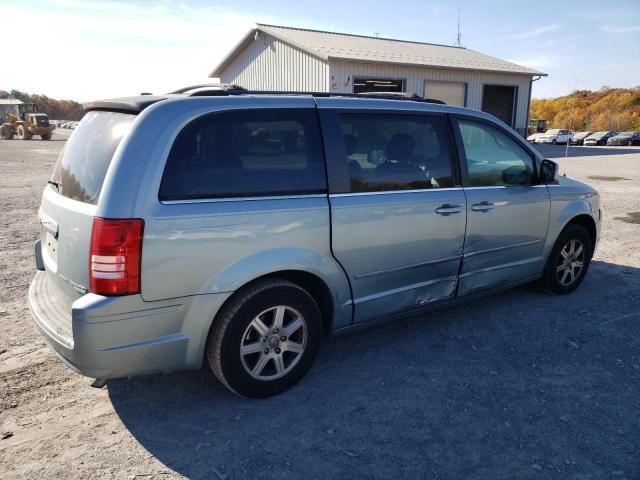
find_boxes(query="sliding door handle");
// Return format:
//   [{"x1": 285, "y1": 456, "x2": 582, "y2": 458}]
[
  {"x1": 435, "y1": 204, "x2": 463, "y2": 216},
  {"x1": 471, "y1": 201, "x2": 495, "y2": 212}
]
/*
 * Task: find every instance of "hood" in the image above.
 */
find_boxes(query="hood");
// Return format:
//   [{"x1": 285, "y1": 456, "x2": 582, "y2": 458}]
[{"x1": 556, "y1": 174, "x2": 598, "y2": 194}]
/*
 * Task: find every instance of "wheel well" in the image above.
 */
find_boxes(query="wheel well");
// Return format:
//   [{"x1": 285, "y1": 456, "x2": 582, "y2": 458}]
[
  {"x1": 266, "y1": 270, "x2": 334, "y2": 338},
  {"x1": 567, "y1": 214, "x2": 597, "y2": 252},
  {"x1": 212, "y1": 271, "x2": 334, "y2": 339}
]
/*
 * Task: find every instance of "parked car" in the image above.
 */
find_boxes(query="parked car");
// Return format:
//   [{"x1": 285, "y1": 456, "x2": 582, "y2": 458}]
[
  {"x1": 535, "y1": 128, "x2": 572, "y2": 144},
  {"x1": 584, "y1": 131, "x2": 617, "y2": 146},
  {"x1": 527, "y1": 132, "x2": 543, "y2": 143},
  {"x1": 28, "y1": 86, "x2": 601, "y2": 398},
  {"x1": 570, "y1": 131, "x2": 593, "y2": 146},
  {"x1": 606, "y1": 131, "x2": 640, "y2": 146}
]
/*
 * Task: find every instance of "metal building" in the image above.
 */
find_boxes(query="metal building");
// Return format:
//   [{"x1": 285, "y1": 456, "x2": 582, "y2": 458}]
[{"x1": 210, "y1": 24, "x2": 546, "y2": 135}]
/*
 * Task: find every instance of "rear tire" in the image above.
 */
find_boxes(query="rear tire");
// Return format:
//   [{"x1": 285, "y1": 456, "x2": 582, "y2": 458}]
[
  {"x1": 539, "y1": 224, "x2": 592, "y2": 294},
  {"x1": 206, "y1": 278, "x2": 323, "y2": 398},
  {"x1": 0, "y1": 125, "x2": 12, "y2": 140}
]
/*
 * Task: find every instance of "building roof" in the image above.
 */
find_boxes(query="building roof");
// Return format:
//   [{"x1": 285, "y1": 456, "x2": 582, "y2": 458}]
[
  {"x1": 211, "y1": 24, "x2": 546, "y2": 77},
  {"x1": 0, "y1": 99, "x2": 24, "y2": 105}
]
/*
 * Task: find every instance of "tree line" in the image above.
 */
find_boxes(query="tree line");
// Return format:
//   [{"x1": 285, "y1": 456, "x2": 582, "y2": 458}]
[
  {"x1": 0, "y1": 89, "x2": 84, "y2": 121},
  {"x1": 531, "y1": 86, "x2": 640, "y2": 132}
]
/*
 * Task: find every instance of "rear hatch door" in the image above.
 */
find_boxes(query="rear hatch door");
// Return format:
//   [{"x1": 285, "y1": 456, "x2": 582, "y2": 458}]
[{"x1": 39, "y1": 111, "x2": 135, "y2": 309}]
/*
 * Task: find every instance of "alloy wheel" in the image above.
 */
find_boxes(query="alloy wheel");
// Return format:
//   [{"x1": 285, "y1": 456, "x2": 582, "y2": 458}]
[
  {"x1": 556, "y1": 239, "x2": 586, "y2": 286},
  {"x1": 240, "y1": 305, "x2": 307, "y2": 381}
]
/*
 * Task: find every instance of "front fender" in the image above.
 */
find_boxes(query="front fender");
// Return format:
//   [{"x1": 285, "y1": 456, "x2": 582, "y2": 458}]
[
  {"x1": 202, "y1": 247, "x2": 353, "y2": 329},
  {"x1": 544, "y1": 192, "x2": 599, "y2": 259}
]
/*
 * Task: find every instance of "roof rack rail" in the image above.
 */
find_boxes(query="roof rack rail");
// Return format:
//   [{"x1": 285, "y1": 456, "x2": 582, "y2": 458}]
[
  {"x1": 242, "y1": 90, "x2": 446, "y2": 104},
  {"x1": 167, "y1": 85, "x2": 446, "y2": 104},
  {"x1": 170, "y1": 83, "x2": 248, "y2": 96}
]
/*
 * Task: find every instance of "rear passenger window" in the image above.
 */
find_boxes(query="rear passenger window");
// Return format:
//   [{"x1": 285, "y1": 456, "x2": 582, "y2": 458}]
[
  {"x1": 339, "y1": 114, "x2": 454, "y2": 192},
  {"x1": 159, "y1": 109, "x2": 326, "y2": 201},
  {"x1": 456, "y1": 119, "x2": 536, "y2": 187}
]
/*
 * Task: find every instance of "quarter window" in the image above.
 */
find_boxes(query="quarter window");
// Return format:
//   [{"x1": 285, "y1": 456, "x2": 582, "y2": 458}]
[
  {"x1": 339, "y1": 113, "x2": 454, "y2": 192},
  {"x1": 456, "y1": 119, "x2": 536, "y2": 187},
  {"x1": 159, "y1": 109, "x2": 326, "y2": 201}
]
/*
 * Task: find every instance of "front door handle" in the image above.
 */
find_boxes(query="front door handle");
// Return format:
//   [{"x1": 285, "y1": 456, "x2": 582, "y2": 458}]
[
  {"x1": 435, "y1": 204, "x2": 463, "y2": 216},
  {"x1": 471, "y1": 201, "x2": 495, "y2": 212}
]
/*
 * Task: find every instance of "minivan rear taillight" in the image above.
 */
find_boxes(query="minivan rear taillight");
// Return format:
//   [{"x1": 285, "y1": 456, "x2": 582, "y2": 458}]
[{"x1": 89, "y1": 218, "x2": 144, "y2": 295}]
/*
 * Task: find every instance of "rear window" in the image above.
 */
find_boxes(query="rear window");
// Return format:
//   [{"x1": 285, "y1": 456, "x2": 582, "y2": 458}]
[
  {"x1": 50, "y1": 111, "x2": 134, "y2": 204},
  {"x1": 159, "y1": 108, "x2": 326, "y2": 201}
]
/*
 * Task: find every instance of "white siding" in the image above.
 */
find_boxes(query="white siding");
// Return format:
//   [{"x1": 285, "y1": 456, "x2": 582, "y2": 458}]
[
  {"x1": 220, "y1": 33, "x2": 329, "y2": 92},
  {"x1": 329, "y1": 61, "x2": 532, "y2": 133}
]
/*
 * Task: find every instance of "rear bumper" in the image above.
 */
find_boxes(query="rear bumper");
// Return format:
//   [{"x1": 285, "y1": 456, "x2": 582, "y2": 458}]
[{"x1": 28, "y1": 271, "x2": 230, "y2": 380}]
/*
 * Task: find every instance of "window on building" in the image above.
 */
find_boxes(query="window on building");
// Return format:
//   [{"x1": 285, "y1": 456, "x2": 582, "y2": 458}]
[
  {"x1": 456, "y1": 119, "x2": 535, "y2": 187},
  {"x1": 159, "y1": 109, "x2": 326, "y2": 200},
  {"x1": 353, "y1": 78, "x2": 405, "y2": 93},
  {"x1": 339, "y1": 113, "x2": 454, "y2": 192}
]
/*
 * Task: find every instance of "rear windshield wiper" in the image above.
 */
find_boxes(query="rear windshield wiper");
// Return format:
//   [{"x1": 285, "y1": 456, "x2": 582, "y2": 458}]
[{"x1": 47, "y1": 180, "x2": 60, "y2": 190}]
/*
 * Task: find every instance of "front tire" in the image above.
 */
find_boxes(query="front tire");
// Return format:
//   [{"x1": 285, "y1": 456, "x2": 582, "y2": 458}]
[
  {"x1": 540, "y1": 224, "x2": 592, "y2": 294},
  {"x1": 41, "y1": 133, "x2": 52, "y2": 140},
  {"x1": 206, "y1": 278, "x2": 323, "y2": 398},
  {"x1": 16, "y1": 125, "x2": 32, "y2": 140}
]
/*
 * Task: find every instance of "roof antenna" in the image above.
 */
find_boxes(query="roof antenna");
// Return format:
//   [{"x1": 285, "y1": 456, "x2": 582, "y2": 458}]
[{"x1": 454, "y1": 9, "x2": 463, "y2": 47}]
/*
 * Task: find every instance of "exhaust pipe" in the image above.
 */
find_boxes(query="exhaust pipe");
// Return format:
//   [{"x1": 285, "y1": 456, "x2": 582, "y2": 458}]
[{"x1": 91, "y1": 378, "x2": 108, "y2": 388}]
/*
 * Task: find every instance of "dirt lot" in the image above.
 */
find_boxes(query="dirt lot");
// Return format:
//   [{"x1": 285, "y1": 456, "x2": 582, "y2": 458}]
[{"x1": 1, "y1": 136, "x2": 639, "y2": 479}]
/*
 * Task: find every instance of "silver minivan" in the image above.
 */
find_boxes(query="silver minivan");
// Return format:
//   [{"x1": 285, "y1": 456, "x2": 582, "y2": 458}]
[{"x1": 29, "y1": 86, "x2": 601, "y2": 397}]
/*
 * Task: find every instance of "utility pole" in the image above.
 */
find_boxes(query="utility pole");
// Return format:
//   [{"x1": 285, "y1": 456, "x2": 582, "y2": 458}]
[{"x1": 565, "y1": 79, "x2": 578, "y2": 158}]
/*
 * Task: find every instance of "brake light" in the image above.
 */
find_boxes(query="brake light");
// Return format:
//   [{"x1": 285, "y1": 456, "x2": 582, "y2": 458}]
[{"x1": 89, "y1": 218, "x2": 144, "y2": 295}]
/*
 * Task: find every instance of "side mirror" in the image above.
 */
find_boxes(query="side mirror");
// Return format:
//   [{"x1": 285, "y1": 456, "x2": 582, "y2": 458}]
[{"x1": 540, "y1": 159, "x2": 559, "y2": 184}]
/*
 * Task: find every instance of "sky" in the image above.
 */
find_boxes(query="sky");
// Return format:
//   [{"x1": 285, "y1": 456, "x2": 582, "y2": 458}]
[{"x1": 1, "y1": 0, "x2": 639, "y2": 101}]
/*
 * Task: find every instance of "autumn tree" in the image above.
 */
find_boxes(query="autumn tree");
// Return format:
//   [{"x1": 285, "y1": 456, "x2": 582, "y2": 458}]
[{"x1": 531, "y1": 87, "x2": 640, "y2": 131}]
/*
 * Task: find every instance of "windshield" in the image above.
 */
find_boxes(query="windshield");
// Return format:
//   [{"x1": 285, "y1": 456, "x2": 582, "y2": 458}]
[
  {"x1": 20, "y1": 104, "x2": 37, "y2": 114},
  {"x1": 545, "y1": 129, "x2": 560, "y2": 134},
  {"x1": 49, "y1": 111, "x2": 135, "y2": 204},
  {"x1": 617, "y1": 132, "x2": 633, "y2": 137}
]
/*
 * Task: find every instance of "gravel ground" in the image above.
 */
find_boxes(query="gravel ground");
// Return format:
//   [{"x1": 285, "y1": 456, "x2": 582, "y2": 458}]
[{"x1": 0, "y1": 136, "x2": 639, "y2": 479}]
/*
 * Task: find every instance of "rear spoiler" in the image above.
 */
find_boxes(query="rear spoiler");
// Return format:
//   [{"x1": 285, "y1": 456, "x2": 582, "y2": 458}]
[{"x1": 83, "y1": 95, "x2": 169, "y2": 114}]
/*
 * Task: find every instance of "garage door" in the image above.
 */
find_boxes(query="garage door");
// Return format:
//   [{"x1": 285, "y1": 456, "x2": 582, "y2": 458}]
[
  {"x1": 424, "y1": 81, "x2": 466, "y2": 106},
  {"x1": 482, "y1": 85, "x2": 516, "y2": 128}
]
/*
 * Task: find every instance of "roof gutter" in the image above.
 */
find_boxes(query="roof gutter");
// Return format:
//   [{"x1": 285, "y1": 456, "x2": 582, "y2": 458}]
[{"x1": 524, "y1": 75, "x2": 543, "y2": 137}]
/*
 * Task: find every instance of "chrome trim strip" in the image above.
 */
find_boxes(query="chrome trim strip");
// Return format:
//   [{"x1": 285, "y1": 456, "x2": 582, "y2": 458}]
[
  {"x1": 463, "y1": 185, "x2": 548, "y2": 190},
  {"x1": 38, "y1": 208, "x2": 59, "y2": 238},
  {"x1": 354, "y1": 276, "x2": 458, "y2": 304},
  {"x1": 353, "y1": 254, "x2": 463, "y2": 279},
  {"x1": 331, "y1": 187, "x2": 463, "y2": 198},
  {"x1": 463, "y1": 239, "x2": 541, "y2": 258},
  {"x1": 161, "y1": 194, "x2": 327, "y2": 205}
]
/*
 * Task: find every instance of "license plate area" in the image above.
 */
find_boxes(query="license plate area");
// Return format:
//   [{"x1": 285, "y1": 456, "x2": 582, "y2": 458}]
[{"x1": 42, "y1": 229, "x2": 58, "y2": 272}]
